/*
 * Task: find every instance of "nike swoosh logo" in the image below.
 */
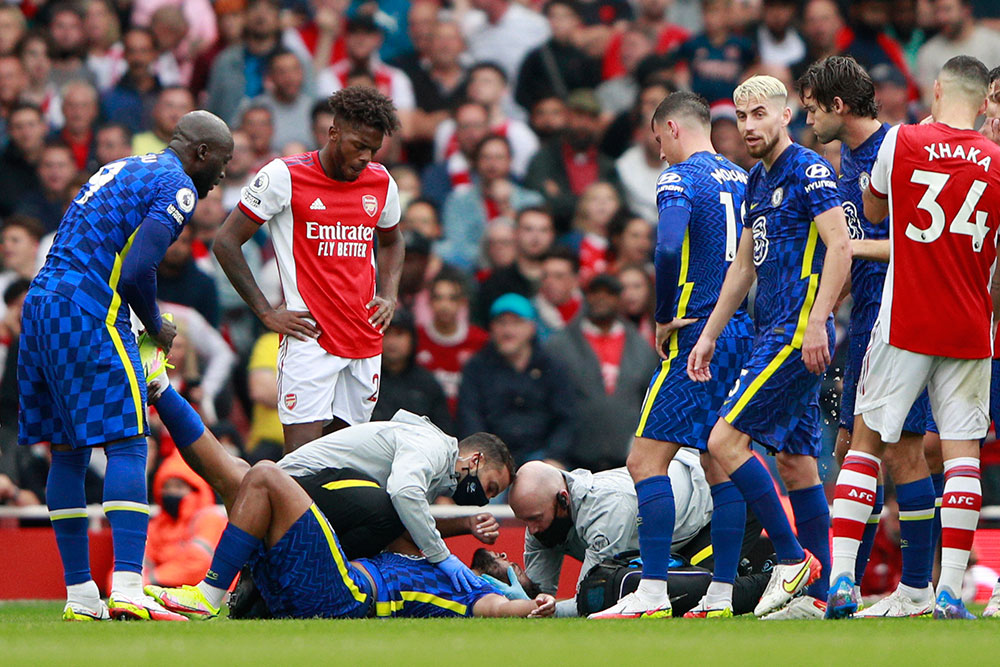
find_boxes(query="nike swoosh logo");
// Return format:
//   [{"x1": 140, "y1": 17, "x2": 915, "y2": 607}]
[
  {"x1": 782, "y1": 560, "x2": 810, "y2": 594},
  {"x1": 750, "y1": 203, "x2": 758, "y2": 210}
]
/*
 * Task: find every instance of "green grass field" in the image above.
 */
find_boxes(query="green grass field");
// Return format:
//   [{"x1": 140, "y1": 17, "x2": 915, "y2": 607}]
[{"x1": 1, "y1": 602, "x2": 997, "y2": 666}]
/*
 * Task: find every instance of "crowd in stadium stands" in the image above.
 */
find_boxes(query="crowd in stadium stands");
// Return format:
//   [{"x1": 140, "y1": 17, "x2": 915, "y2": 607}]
[{"x1": 2, "y1": 1, "x2": 1000, "y2": 557}]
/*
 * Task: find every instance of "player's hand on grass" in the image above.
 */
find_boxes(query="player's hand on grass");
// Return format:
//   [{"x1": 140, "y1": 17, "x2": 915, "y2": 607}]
[
  {"x1": 469, "y1": 513, "x2": 500, "y2": 544},
  {"x1": 687, "y1": 336, "x2": 715, "y2": 382},
  {"x1": 151, "y1": 316, "x2": 177, "y2": 353},
  {"x1": 802, "y1": 319, "x2": 830, "y2": 374},
  {"x1": 528, "y1": 594, "x2": 556, "y2": 618},
  {"x1": 262, "y1": 306, "x2": 320, "y2": 341},
  {"x1": 438, "y1": 554, "x2": 486, "y2": 593},
  {"x1": 367, "y1": 295, "x2": 396, "y2": 333},
  {"x1": 655, "y1": 318, "x2": 696, "y2": 360}
]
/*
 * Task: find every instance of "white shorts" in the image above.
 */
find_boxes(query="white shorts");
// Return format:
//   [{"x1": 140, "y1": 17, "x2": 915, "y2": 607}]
[
  {"x1": 276, "y1": 334, "x2": 381, "y2": 426},
  {"x1": 855, "y1": 324, "x2": 989, "y2": 442}
]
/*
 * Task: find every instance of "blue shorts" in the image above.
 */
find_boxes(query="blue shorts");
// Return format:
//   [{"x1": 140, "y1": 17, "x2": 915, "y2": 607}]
[
  {"x1": 720, "y1": 325, "x2": 835, "y2": 456},
  {"x1": 250, "y1": 504, "x2": 373, "y2": 619},
  {"x1": 840, "y1": 331, "x2": 930, "y2": 435},
  {"x1": 18, "y1": 290, "x2": 147, "y2": 448},
  {"x1": 636, "y1": 328, "x2": 753, "y2": 450}
]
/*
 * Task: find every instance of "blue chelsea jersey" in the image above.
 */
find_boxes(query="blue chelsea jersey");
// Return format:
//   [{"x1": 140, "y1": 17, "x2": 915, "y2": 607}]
[
  {"x1": 744, "y1": 143, "x2": 842, "y2": 342},
  {"x1": 33, "y1": 150, "x2": 197, "y2": 329}
]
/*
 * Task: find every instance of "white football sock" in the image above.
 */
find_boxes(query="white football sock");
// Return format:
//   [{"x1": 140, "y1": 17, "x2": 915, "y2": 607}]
[
  {"x1": 705, "y1": 581, "x2": 734, "y2": 606},
  {"x1": 196, "y1": 581, "x2": 228, "y2": 609},
  {"x1": 635, "y1": 578, "x2": 669, "y2": 605},
  {"x1": 66, "y1": 580, "x2": 101, "y2": 607},
  {"x1": 110, "y1": 571, "x2": 143, "y2": 598},
  {"x1": 897, "y1": 582, "x2": 931, "y2": 603}
]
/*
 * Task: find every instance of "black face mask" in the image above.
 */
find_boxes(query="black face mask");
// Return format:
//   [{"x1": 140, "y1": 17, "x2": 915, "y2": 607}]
[
  {"x1": 452, "y1": 459, "x2": 489, "y2": 506},
  {"x1": 161, "y1": 493, "x2": 185, "y2": 520},
  {"x1": 534, "y1": 515, "x2": 573, "y2": 548}
]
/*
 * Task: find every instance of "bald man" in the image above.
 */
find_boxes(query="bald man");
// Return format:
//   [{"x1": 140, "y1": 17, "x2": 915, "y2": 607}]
[
  {"x1": 19, "y1": 110, "x2": 232, "y2": 621},
  {"x1": 509, "y1": 453, "x2": 715, "y2": 617}
]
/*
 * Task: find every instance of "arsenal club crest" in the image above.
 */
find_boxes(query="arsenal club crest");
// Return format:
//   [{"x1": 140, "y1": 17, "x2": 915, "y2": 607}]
[
  {"x1": 284, "y1": 393, "x2": 297, "y2": 410},
  {"x1": 362, "y1": 195, "x2": 378, "y2": 217}
]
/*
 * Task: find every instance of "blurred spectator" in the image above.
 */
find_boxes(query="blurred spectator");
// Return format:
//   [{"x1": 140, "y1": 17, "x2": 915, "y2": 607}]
[
  {"x1": 0, "y1": 278, "x2": 30, "y2": 445},
  {"x1": 401, "y1": 197, "x2": 443, "y2": 243},
  {"x1": 56, "y1": 80, "x2": 98, "y2": 171},
  {"x1": 515, "y1": 1, "x2": 601, "y2": 112},
  {"x1": 238, "y1": 102, "x2": 277, "y2": 171},
  {"x1": 0, "y1": 6, "x2": 25, "y2": 57},
  {"x1": 18, "y1": 30, "x2": 62, "y2": 129},
  {"x1": 83, "y1": 0, "x2": 124, "y2": 92},
  {"x1": 148, "y1": 6, "x2": 191, "y2": 87},
  {"x1": 398, "y1": 230, "x2": 433, "y2": 320},
  {"x1": 134, "y1": 0, "x2": 217, "y2": 85},
  {"x1": 526, "y1": 88, "x2": 618, "y2": 233},
  {"x1": 143, "y1": 453, "x2": 227, "y2": 587},
  {"x1": 371, "y1": 308, "x2": 452, "y2": 432},
  {"x1": 915, "y1": 0, "x2": 1000, "y2": 103},
  {"x1": 16, "y1": 141, "x2": 78, "y2": 232},
  {"x1": 792, "y1": 0, "x2": 844, "y2": 80},
  {"x1": 132, "y1": 85, "x2": 193, "y2": 154},
  {"x1": 596, "y1": 26, "x2": 654, "y2": 116},
  {"x1": 47, "y1": 2, "x2": 94, "y2": 89},
  {"x1": 0, "y1": 216, "x2": 44, "y2": 302},
  {"x1": 602, "y1": 0, "x2": 689, "y2": 80},
  {"x1": 157, "y1": 226, "x2": 220, "y2": 327},
  {"x1": 755, "y1": 0, "x2": 805, "y2": 68},
  {"x1": 317, "y1": 15, "x2": 414, "y2": 137},
  {"x1": 617, "y1": 263, "x2": 655, "y2": 347},
  {"x1": 533, "y1": 246, "x2": 582, "y2": 341},
  {"x1": 601, "y1": 78, "x2": 673, "y2": 160},
  {"x1": 438, "y1": 134, "x2": 544, "y2": 270},
  {"x1": 93, "y1": 121, "x2": 132, "y2": 167},
  {"x1": 220, "y1": 128, "x2": 253, "y2": 209},
  {"x1": 458, "y1": 292, "x2": 575, "y2": 463},
  {"x1": 608, "y1": 214, "x2": 654, "y2": 274},
  {"x1": 190, "y1": 0, "x2": 247, "y2": 95},
  {"x1": 434, "y1": 63, "x2": 539, "y2": 179},
  {"x1": 837, "y1": 0, "x2": 918, "y2": 100},
  {"x1": 566, "y1": 181, "x2": 621, "y2": 285},
  {"x1": 101, "y1": 27, "x2": 162, "y2": 134},
  {"x1": 388, "y1": 0, "x2": 439, "y2": 74},
  {"x1": 421, "y1": 100, "x2": 491, "y2": 208},
  {"x1": 871, "y1": 63, "x2": 917, "y2": 125},
  {"x1": 477, "y1": 216, "x2": 518, "y2": 282},
  {"x1": 476, "y1": 206, "x2": 555, "y2": 324},
  {"x1": 544, "y1": 273, "x2": 658, "y2": 470},
  {"x1": 461, "y1": 0, "x2": 551, "y2": 86},
  {"x1": 615, "y1": 116, "x2": 665, "y2": 223},
  {"x1": 206, "y1": 0, "x2": 307, "y2": 126},
  {"x1": 886, "y1": 0, "x2": 931, "y2": 68},
  {"x1": 710, "y1": 105, "x2": 753, "y2": 170},
  {"x1": 529, "y1": 95, "x2": 569, "y2": 144},
  {"x1": 0, "y1": 103, "x2": 46, "y2": 217},
  {"x1": 239, "y1": 49, "x2": 314, "y2": 152},
  {"x1": 246, "y1": 331, "x2": 283, "y2": 462},
  {"x1": 674, "y1": 0, "x2": 757, "y2": 105},
  {"x1": 416, "y1": 268, "x2": 489, "y2": 416},
  {"x1": 309, "y1": 98, "x2": 335, "y2": 151},
  {"x1": 0, "y1": 55, "x2": 27, "y2": 129}
]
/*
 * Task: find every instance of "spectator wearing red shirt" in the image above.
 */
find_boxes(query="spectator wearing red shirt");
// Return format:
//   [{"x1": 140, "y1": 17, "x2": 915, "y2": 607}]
[
  {"x1": 416, "y1": 268, "x2": 489, "y2": 416},
  {"x1": 533, "y1": 246, "x2": 583, "y2": 341},
  {"x1": 54, "y1": 79, "x2": 97, "y2": 171},
  {"x1": 544, "y1": 273, "x2": 658, "y2": 470},
  {"x1": 602, "y1": 0, "x2": 689, "y2": 80}
]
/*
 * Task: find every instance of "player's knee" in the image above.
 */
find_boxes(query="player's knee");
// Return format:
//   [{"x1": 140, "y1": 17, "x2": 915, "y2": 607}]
[
  {"x1": 775, "y1": 453, "x2": 819, "y2": 490},
  {"x1": 243, "y1": 461, "x2": 285, "y2": 492},
  {"x1": 626, "y1": 444, "x2": 657, "y2": 482}
]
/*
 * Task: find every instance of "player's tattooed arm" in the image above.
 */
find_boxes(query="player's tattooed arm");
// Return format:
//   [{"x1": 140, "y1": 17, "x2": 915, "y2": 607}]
[
  {"x1": 688, "y1": 227, "x2": 756, "y2": 382},
  {"x1": 370, "y1": 225, "x2": 404, "y2": 333},
  {"x1": 214, "y1": 208, "x2": 320, "y2": 341},
  {"x1": 803, "y1": 205, "x2": 851, "y2": 374}
]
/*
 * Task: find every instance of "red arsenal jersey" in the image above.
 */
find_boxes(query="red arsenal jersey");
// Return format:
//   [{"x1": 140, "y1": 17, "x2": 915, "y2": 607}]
[
  {"x1": 239, "y1": 153, "x2": 400, "y2": 358},
  {"x1": 415, "y1": 321, "x2": 488, "y2": 414},
  {"x1": 870, "y1": 123, "x2": 1000, "y2": 359}
]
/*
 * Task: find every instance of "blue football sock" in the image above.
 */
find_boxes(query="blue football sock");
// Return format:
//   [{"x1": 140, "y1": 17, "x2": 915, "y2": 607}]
[
  {"x1": 47, "y1": 448, "x2": 93, "y2": 586},
  {"x1": 855, "y1": 485, "x2": 884, "y2": 584},
  {"x1": 635, "y1": 475, "x2": 675, "y2": 581},
  {"x1": 789, "y1": 484, "x2": 831, "y2": 599},
  {"x1": 103, "y1": 437, "x2": 149, "y2": 575},
  {"x1": 896, "y1": 477, "x2": 935, "y2": 589},
  {"x1": 709, "y1": 482, "x2": 746, "y2": 584},
  {"x1": 931, "y1": 472, "x2": 944, "y2": 552},
  {"x1": 205, "y1": 523, "x2": 263, "y2": 591},
  {"x1": 155, "y1": 385, "x2": 205, "y2": 449},
  {"x1": 729, "y1": 457, "x2": 804, "y2": 563}
]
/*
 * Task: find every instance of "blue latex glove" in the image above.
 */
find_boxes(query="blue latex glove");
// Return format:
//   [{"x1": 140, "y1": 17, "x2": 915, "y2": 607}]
[
  {"x1": 437, "y1": 555, "x2": 485, "y2": 593},
  {"x1": 480, "y1": 566, "x2": 529, "y2": 600}
]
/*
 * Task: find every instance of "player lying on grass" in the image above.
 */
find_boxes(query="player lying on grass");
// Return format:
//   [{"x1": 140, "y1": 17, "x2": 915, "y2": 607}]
[{"x1": 142, "y1": 375, "x2": 554, "y2": 618}]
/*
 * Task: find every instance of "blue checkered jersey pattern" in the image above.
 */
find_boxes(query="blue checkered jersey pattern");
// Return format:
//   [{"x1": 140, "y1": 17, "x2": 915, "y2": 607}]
[
  {"x1": 656, "y1": 151, "x2": 752, "y2": 327},
  {"x1": 839, "y1": 123, "x2": 889, "y2": 334},
  {"x1": 32, "y1": 150, "x2": 197, "y2": 329},
  {"x1": 360, "y1": 552, "x2": 495, "y2": 618},
  {"x1": 744, "y1": 143, "x2": 842, "y2": 342}
]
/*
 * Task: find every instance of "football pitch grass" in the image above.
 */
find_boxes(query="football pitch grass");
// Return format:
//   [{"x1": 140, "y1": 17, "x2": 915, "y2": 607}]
[{"x1": 1, "y1": 602, "x2": 997, "y2": 666}]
